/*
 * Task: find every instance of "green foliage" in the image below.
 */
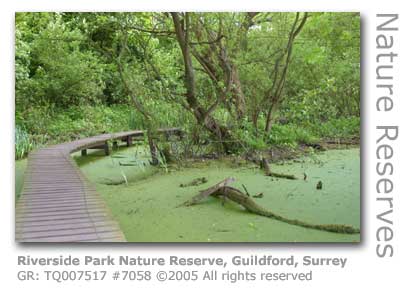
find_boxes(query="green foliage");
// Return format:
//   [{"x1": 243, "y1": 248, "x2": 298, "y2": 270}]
[
  {"x1": 309, "y1": 117, "x2": 360, "y2": 139},
  {"x1": 281, "y1": 85, "x2": 340, "y2": 124},
  {"x1": 127, "y1": 111, "x2": 141, "y2": 130},
  {"x1": 17, "y1": 105, "x2": 135, "y2": 148},
  {"x1": 285, "y1": 13, "x2": 360, "y2": 118},
  {"x1": 45, "y1": 105, "x2": 130, "y2": 140},
  {"x1": 16, "y1": 13, "x2": 106, "y2": 109},
  {"x1": 267, "y1": 124, "x2": 318, "y2": 148},
  {"x1": 15, "y1": 12, "x2": 360, "y2": 158},
  {"x1": 15, "y1": 126, "x2": 35, "y2": 160}
]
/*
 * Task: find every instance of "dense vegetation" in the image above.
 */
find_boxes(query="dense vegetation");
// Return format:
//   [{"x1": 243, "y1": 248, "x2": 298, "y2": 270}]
[{"x1": 15, "y1": 12, "x2": 360, "y2": 159}]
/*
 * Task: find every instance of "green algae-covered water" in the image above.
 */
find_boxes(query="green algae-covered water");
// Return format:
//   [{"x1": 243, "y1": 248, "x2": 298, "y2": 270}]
[
  {"x1": 75, "y1": 147, "x2": 360, "y2": 242},
  {"x1": 15, "y1": 147, "x2": 360, "y2": 242}
]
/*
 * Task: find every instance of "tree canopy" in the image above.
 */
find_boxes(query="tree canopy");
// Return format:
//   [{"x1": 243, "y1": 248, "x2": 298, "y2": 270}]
[{"x1": 15, "y1": 12, "x2": 360, "y2": 158}]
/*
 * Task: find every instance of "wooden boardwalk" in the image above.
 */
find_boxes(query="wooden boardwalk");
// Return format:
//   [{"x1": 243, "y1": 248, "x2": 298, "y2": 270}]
[{"x1": 16, "y1": 128, "x2": 182, "y2": 242}]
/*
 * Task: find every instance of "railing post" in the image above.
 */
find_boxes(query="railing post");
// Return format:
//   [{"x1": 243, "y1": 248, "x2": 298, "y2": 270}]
[
  {"x1": 126, "y1": 135, "x2": 132, "y2": 147},
  {"x1": 104, "y1": 142, "x2": 110, "y2": 156}
]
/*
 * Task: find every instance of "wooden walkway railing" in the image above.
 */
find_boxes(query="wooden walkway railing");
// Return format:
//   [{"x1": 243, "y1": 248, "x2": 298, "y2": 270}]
[{"x1": 16, "y1": 128, "x2": 183, "y2": 242}]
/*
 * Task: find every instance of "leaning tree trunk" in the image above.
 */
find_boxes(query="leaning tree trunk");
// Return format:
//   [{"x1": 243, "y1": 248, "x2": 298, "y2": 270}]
[
  {"x1": 264, "y1": 101, "x2": 279, "y2": 133},
  {"x1": 200, "y1": 111, "x2": 234, "y2": 153},
  {"x1": 264, "y1": 13, "x2": 308, "y2": 133}
]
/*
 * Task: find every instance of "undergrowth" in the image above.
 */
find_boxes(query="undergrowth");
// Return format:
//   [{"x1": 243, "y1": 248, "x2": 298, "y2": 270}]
[{"x1": 15, "y1": 103, "x2": 360, "y2": 160}]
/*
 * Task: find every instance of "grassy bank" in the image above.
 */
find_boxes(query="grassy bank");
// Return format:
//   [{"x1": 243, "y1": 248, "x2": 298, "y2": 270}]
[
  {"x1": 15, "y1": 105, "x2": 139, "y2": 159},
  {"x1": 15, "y1": 104, "x2": 360, "y2": 160}
]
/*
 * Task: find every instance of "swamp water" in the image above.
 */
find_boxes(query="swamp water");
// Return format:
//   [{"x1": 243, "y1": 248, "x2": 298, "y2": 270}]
[{"x1": 15, "y1": 147, "x2": 360, "y2": 242}]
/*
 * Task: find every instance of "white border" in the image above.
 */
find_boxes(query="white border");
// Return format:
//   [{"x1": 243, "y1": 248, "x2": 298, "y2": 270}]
[{"x1": 1, "y1": 1, "x2": 408, "y2": 292}]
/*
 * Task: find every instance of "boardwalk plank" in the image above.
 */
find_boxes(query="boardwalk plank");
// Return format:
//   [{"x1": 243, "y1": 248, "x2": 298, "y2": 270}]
[{"x1": 16, "y1": 128, "x2": 181, "y2": 242}]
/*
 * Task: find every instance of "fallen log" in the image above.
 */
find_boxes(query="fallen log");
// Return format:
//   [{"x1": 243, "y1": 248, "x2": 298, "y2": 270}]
[
  {"x1": 261, "y1": 158, "x2": 297, "y2": 180},
  {"x1": 179, "y1": 177, "x2": 235, "y2": 207},
  {"x1": 179, "y1": 178, "x2": 360, "y2": 234}
]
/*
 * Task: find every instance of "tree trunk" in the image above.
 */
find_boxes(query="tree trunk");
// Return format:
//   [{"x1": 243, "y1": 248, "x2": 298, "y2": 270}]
[
  {"x1": 264, "y1": 13, "x2": 308, "y2": 133},
  {"x1": 264, "y1": 101, "x2": 279, "y2": 132},
  {"x1": 201, "y1": 112, "x2": 233, "y2": 153},
  {"x1": 172, "y1": 12, "x2": 235, "y2": 153},
  {"x1": 230, "y1": 64, "x2": 246, "y2": 119}
]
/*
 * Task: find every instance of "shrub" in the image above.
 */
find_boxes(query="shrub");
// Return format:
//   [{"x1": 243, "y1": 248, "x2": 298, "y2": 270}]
[
  {"x1": 267, "y1": 124, "x2": 318, "y2": 148},
  {"x1": 309, "y1": 117, "x2": 360, "y2": 139}
]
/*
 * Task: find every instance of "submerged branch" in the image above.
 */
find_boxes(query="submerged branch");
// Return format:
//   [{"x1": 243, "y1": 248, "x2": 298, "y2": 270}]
[{"x1": 261, "y1": 157, "x2": 297, "y2": 180}]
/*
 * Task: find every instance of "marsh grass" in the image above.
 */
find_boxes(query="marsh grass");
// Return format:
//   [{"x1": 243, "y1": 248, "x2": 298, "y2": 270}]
[{"x1": 15, "y1": 126, "x2": 35, "y2": 159}]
